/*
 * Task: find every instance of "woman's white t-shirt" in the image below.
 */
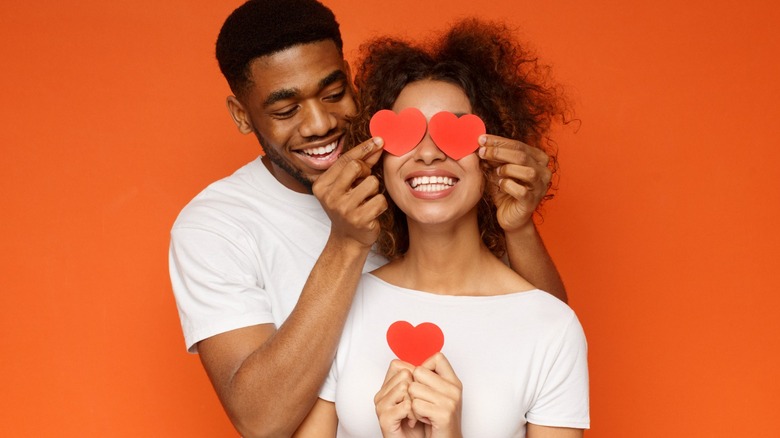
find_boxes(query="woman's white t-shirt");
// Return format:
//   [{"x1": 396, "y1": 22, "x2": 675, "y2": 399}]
[{"x1": 320, "y1": 274, "x2": 590, "y2": 437}]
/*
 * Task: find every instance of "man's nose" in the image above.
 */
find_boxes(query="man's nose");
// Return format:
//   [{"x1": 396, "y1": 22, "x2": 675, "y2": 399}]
[{"x1": 299, "y1": 102, "x2": 337, "y2": 138}]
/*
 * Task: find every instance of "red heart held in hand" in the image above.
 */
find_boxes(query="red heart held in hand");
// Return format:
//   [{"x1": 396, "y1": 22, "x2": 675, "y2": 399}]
[
  {"x1": 369, "y1": 108, "x2": 427, "y2": 156},
  {"x1": 428, "y1": 112, "x2": 486, "y2": 160},
  {"x1": 386, "y1": 321, "x2": 444, "y2": 366}
]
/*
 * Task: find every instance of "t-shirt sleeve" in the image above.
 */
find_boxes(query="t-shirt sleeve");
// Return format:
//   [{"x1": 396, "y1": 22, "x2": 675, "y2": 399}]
[
  {"x1": 169, "y1": 225, "x2": 274, "y2": 353},
  {"x1": 526, "y1": 313, "x2": 590, "y2": 429},
  {"x1": 318, "y1": 359, "x2": 339, "y2": 402}
]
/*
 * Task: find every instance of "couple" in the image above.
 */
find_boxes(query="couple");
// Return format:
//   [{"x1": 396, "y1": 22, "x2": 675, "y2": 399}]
[{"x1": 169, "y1": 0, "x2": 588, "y2": 436}]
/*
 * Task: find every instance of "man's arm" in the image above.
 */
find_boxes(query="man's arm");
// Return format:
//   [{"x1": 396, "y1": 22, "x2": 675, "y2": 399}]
[
  {"x1": 504, "y1": 224, "x2": 566, "y2": 302},
  {"x1": 479, "y1": 135, "x2": 567, "y2": 302},
  {"x1": 198, "y1": 139, "x2": 386, "y2": 437}
]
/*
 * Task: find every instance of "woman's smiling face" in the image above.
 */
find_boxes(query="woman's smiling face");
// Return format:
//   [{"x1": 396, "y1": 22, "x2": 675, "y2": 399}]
[{"x1": 383, "y1": 79, "x2": 484, "y2": 226}]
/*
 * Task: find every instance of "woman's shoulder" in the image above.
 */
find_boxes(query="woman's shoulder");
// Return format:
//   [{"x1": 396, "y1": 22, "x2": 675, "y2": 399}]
[{"x1": 485, "y1": 256, "x2": 537, "y2": 295}]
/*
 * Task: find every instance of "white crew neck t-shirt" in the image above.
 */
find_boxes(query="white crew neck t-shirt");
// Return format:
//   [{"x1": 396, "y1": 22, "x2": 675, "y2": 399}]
[
  {"x1": 320, "y1": 274, "x2": 589, "y2": 437},
  {"x1": 170, "y1": 157, "x2": 387, "y2": 352}
]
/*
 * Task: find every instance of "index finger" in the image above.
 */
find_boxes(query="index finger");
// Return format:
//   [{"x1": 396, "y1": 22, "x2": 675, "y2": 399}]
[
  {"x1": 382, "y1": 359, "x2": 416, "y2": 385},
  {"x1": 479, "y1": 134, "x2": 548, "y2": 166},
  {"x1": 317, "y1": 137, "x2": 384, "y2": 188},
  {"x1": 419, "y1": 352, "x2": 460, "y2": 385},
  {"x1": 339, "y1": 137, "x2": 385, "y2": 169}
]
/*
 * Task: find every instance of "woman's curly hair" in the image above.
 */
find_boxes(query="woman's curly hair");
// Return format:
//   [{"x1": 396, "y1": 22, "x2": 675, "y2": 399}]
[{"x1": 347, "y1": 18, "x2": 569, "y2": 261}]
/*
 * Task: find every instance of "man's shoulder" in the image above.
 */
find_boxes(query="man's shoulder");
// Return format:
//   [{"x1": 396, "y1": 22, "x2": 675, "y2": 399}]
[
  {"x1": 171, "y1": 158, "x2": 330, "y2": 244},
  {"x1": 172, "y1": 158, "x2": 271, "y2": 230}
]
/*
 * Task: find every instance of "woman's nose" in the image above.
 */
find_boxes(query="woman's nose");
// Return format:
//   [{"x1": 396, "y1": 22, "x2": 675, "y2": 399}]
[{"x1": 413, "y1": 134, "x2": 446, "y2": 164}]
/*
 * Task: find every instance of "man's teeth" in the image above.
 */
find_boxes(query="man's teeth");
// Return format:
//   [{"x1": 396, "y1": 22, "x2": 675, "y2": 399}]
[
  {"x1": 301, "y1": 142, "x2": 337, "y2": 156},
  {"x1": 409, "y1": 176, "x2": 456, "y2": 192}
]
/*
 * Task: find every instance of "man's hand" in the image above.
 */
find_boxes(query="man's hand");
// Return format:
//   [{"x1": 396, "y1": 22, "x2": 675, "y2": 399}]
[
  {"x1": 479, "y1": 134, "x2": 567, "y2": 301},
  {"x1": 313, "y1": 137, "x2": 387, "y2": 248},
  {"x1": 197, "y1": 140, "x2": 390, "y2": 437},
  {"x1": 478, "y1": 134, "x2": 552, "y2": 233}
]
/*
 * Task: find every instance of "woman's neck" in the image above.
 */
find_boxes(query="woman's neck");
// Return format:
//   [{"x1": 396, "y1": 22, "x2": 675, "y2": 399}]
[{"x1": 382, "y1": 213, "x2": 500, "y2": 295}]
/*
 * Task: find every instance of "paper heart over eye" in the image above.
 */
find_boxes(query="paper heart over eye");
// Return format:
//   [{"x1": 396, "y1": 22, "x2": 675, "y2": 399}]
[
  {"x1": 369, "y1": 108, "x2": 427, "y2": 156},
  {"x1": 386, "y1": 321, "x2": 444, "y2": 366},
  {"x1": 428, "y1": 112, "x2": 486, "y2": 160}
]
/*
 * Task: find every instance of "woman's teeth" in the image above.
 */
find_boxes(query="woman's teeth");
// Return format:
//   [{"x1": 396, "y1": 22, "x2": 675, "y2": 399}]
[{"x1": 409, "y1": 176, "x2": 456, "y2": 192}]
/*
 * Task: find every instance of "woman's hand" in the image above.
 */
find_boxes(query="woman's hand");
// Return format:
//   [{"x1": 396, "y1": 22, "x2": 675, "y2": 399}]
[
  {"x1": 409, "y1": 353, "x2": 463, "y2": 438},
  {"x1": 374, "y1": 360, "x2": 425, "y2": 438}
]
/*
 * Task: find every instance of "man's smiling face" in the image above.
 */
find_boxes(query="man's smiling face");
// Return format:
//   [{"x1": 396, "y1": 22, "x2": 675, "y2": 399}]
[{"x1": 228, "y1": 39, "x2": 356, "y2": 193}]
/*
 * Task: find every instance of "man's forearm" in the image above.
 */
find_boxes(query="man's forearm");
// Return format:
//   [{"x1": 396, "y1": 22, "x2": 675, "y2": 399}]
[
  {"x1": 505, "y1": 224, "x2": 567, "y2": 302},
  {"x1": 225, "y1": 236, "x2": 370, "y2": 437}
]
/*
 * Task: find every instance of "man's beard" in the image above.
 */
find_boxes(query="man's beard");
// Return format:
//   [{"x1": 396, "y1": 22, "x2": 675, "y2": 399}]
[{"x1": 255, "y1": 130, "x2": 313, "y2": 193}]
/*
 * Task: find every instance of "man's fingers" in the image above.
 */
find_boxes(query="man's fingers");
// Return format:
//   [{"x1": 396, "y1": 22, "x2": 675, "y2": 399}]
[
  {"x1": 497, "y1": 164, "x2": 537, "y2": 185},
  {"x1": 319, "y1": 156, "x2": 373, "y2": 197},
  {"x1": 498, "y1": 178, "x2": 531, "y2": 202},
  {"x1": 337, "y1": 137, "x2": 384, "y2": 170},
  {"x1": 336, "y1": 137, "x2": 384, "y2": 173},
  {"x1": 346, "y1": 176, "x2": 388, "y2": 221},
  {"x1": 479, "y1": 134, "x2": 549, "y2": 166},
  {"x1": 497, "y1": 164, "x2": 551, "y2": 189},
  {"x1": 341, "y1": 193, "x2": 386, "y2": 235},
  {"x1": 356, "y1": 193, "x2": 388, "y2": 221},
  {"x1": 347, "y1": 175, "x2": 381, "y2": 205},
  {"x1": 480, "y1": 145, "x2": 532, "y2": 167},
  {"x1": 316, "y1": 137, "x2": 383, "y2": 194},
  {"x1": 361, "y1": 139, "x2": 385, "y2": 168}
]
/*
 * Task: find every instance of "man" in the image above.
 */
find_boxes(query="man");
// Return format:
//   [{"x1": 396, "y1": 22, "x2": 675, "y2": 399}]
[{"x1": 170, "y1": 1, "x2": 565, "y2": 436}]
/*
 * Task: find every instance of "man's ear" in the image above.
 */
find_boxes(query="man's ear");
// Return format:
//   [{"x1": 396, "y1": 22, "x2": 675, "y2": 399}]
[
  {"x1": 343, "y1": 59, "x2": 352, "y2": 79},
  {"x1": 343, "y1": 60, "x2": 358, "y2": 101},
  {"x1": 343, "y1": 60, "x2": 354, "y2": 88},
  {"x1": 226, "y1": 96, "x2": 253, "y2": 135}
]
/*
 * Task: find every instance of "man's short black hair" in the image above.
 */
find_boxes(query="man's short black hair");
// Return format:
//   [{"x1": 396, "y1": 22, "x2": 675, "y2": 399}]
[{"x1": 216, "y1": 0, "x2": 344, "y2": 97}]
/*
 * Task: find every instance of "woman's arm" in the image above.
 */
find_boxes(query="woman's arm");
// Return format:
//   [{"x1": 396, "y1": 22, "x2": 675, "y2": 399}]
[
  {"x1": 293, "y1": 399, "x2": 338, "y2": 437},
  {"x1": 527, "y1": 423, "x2": 583, "y2": 438}
]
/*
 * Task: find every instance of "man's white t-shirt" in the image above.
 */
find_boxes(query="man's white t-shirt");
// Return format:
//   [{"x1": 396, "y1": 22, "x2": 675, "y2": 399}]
[
  {"x1": 320, "y1": 274, "x2": 590, "y2": 437},
  {"x1": 169, "y1": 157, "x2": 387, "y2": 352}
]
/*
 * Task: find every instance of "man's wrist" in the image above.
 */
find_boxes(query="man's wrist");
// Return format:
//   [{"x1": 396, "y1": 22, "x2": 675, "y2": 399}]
[
  {"x1": 504, "y1": 220, "x2": 539, "y2": 243},
  {"x1": 324, "y1": 233, "x2": 374, "y2": 259}
]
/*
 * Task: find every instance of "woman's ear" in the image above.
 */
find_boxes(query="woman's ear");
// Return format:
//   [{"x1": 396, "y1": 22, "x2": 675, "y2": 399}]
[{"x1": 225, "y1": 96, "x2": 253, "y2": 135}]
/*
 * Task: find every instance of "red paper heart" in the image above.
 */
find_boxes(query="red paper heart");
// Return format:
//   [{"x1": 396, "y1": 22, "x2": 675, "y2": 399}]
[
  {"x1": 369, "y1": 108, "x2": 427, "y2": 156},
  {"x1": 428, "y1": 112, "x2": 486, "y2": 160},
  {"x1": 386, "y1": 321, "x2": 444, "y2": 366}
]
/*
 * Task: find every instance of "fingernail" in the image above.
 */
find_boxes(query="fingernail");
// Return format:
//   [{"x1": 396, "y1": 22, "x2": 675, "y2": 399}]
[
  {"x1": 373, "y1": 137, "x2": 384, "y2": 148},
  {"x1": 478, "y1": 135, "x2": 487, "y2": 145},
  {"x1": 478, "y1": 146, "x2": 486, "y2": 158}
]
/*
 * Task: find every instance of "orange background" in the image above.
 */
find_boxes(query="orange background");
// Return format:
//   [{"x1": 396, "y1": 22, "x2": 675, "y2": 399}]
[{"x1": 1, "y1": 0, "x2": 779, "y2": 436}]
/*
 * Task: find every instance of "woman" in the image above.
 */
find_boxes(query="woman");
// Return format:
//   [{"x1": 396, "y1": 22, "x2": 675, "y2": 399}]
[{"x1": 296, "y1": 19, "x2": 588, "y2": 437}]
